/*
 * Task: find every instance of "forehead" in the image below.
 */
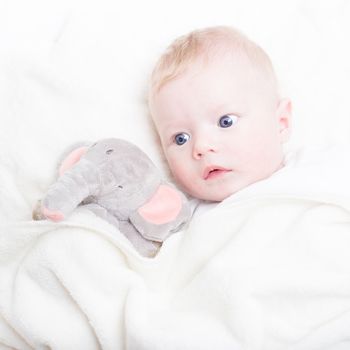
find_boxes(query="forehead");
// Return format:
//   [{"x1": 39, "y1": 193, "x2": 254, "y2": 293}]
[{"x1": 152, "y1": 53, "x2": 274, "y2": 120}]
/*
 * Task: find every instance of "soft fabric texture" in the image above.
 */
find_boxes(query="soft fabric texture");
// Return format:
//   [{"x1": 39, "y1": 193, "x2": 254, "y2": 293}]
[
  {"x1": 1, "y1": 146, "x2": 350, "y2": 349},
  {"x1": 1, "y1": 1, "x2": 350, "y2": 349},
  {"x1": 39, "y1": 138, "x2": 191, "y2": 257}
]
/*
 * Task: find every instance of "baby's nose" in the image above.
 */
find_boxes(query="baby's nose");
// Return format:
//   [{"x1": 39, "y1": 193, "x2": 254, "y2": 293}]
[{"x1": 192, "y1": 139, "x2": 216, "y2": 160}]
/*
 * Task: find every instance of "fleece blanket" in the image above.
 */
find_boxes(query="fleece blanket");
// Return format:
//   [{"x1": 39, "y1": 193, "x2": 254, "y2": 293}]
[{"x1": 1, "y1": 145, "x2": 350, "y2": 350}]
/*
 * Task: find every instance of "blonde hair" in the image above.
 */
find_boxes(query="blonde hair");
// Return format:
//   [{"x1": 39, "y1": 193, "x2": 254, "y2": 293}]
[{"x1": 149, "y1": 26, "x2": 278, "y2": 101}]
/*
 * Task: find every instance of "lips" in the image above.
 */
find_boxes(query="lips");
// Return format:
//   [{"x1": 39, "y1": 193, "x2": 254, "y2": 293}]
[{"x1": 203, "y1": 166, "x2": 232, "y2": 180}]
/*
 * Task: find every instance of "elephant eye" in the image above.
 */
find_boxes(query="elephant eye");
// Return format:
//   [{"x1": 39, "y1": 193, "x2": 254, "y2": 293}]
[
  {"x1": 118, "y1": 185, "x2": 123, "y2": 189},
  {"x1": 106, "y1": 149, "x2": 114, "y2": 155}
]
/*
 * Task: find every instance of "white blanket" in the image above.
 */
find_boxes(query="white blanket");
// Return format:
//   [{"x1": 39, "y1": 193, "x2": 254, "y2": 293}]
[
  {"x1": 2, "y1": 1, "x2": 350, "y2": 349},
  {"x1": 1, "y1": 146, "x2": 350, "y2": 350}
]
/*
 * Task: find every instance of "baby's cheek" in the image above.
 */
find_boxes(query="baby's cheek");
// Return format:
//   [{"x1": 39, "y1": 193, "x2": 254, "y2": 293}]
[
  {"x1": 167, "y1": 157, "x2": 190, "y2": 184},
  {"x1": 169, "y1": 159, "x2": 187, "y2": 181}
]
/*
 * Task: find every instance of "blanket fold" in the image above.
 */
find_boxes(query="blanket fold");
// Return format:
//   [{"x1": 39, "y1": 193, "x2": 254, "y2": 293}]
[{"x1": 1, "y1": 146, "x2": 350, "y2": 349}]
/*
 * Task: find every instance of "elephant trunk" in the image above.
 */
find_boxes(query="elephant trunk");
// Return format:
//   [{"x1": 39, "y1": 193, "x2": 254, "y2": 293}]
[{"x1": 42, "y1": 159, "x2": 99, "y2": 221}]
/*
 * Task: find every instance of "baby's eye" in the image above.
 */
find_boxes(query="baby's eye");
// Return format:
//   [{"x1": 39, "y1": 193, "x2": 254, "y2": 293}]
[
  {"x1": 218, "y1": 115, "x2": 238, "y2": 128},
  {"x1": 174, "y1": 132, "x2": 190, "y2": 146}
]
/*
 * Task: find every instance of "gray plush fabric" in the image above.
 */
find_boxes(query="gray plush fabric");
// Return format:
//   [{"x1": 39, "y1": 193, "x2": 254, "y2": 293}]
[{"x1": 38, "y1": 138, "x2": 191, "y2": 257}]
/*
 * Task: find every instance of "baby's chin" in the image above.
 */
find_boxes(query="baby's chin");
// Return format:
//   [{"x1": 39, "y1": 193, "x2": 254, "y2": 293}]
[
  {"x1": 186, "y1": 176, "x2": 258, "y2": 201},
  {"x1": 187, "y1": 186, "x2": 235, "y2": 202}
]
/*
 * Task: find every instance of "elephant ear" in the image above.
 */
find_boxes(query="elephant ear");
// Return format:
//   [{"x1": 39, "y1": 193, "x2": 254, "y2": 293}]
[
  {"x1": 130, "y1": 184, "x2": 191, "y2": 242},
  {"x1": 59, "y1": 146, "x2": 89, "y2": 176}
]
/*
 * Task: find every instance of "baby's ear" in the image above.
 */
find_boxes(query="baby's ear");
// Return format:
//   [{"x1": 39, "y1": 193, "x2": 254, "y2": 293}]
[{"x1": 276, "y1": 98, "x2": 292, "y2": 143}]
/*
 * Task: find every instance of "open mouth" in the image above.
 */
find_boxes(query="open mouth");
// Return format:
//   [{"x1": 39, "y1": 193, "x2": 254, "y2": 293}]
[{"x1": 203, "y1": 167, "x2": 231, "y2": 180}]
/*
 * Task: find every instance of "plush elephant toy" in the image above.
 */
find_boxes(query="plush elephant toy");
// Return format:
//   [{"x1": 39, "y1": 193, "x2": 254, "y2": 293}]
[{"x1": 34, "y1": 138, "x2": 191, "y2": 257}]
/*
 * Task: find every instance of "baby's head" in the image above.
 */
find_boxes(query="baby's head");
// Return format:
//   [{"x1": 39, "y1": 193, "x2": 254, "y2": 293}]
[{"x1": 148, "y1": 26, "x2": 291, "y2": 202}]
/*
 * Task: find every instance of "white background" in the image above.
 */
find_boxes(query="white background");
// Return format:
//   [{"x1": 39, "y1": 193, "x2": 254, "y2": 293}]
[{"x1": 0, "y1": 0, "x2": 349, "y2": 192}]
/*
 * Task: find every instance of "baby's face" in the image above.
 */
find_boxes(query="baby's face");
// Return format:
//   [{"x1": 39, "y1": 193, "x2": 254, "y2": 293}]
[{"x1": 151, "y1": 54, "x2": 291, "y2": 201}]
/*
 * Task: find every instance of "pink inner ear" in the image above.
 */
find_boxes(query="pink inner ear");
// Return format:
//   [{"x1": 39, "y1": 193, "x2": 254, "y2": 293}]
[
  {"x1": 59, "y1": 146, "x2": 88, "y2": 176},
  {"x1": 138, "y1": 185, "x2": 182, "y2": 225}
]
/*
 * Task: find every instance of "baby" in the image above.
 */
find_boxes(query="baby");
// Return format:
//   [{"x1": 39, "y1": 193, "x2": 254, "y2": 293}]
[{"x1": 148, "y1": 26, "x2": 292, "y2": 203}]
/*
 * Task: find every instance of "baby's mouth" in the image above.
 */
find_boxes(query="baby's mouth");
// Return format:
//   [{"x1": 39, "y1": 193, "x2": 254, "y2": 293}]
[{"x1": 203, "y1": 166, "x2": 232, "y2": 180}]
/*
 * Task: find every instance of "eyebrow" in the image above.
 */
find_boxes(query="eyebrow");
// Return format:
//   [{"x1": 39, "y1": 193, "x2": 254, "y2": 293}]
[
  {"x1": 159, "y1": 114, "x2": 189, "y2": 130},
  {"x1": 159, "y1": 120, "x2": 181, "y2": 132},
  {"x1": 158, "y1": 123, "x2": 182, "y2": 140},
  {"x1": 211, "y1": 104, "x2": 244, "y2": 117}
]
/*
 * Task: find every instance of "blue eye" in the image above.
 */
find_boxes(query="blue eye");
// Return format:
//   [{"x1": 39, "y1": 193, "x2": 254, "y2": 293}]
[
  {"x1": 174, "y1": 132, "x2": 190, "y2": 145},
  {"x1": 218, "y1": 115, "x2": 238, "y2": 128}
]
